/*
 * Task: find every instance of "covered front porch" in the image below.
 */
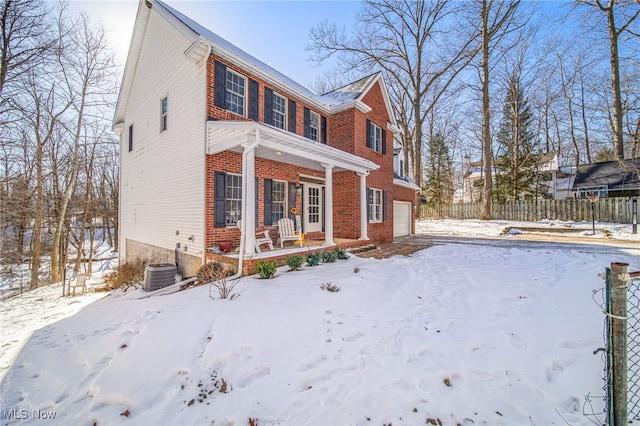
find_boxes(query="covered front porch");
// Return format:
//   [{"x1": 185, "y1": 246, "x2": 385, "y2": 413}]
[{"x1": 206, "y1": 120, "x2": 379, "y2": 272}]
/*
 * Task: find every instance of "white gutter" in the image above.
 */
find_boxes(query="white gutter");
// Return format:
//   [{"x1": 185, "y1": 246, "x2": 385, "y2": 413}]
[{"x1": 226, "y1": 138, "x2": 259, "y2": 281}]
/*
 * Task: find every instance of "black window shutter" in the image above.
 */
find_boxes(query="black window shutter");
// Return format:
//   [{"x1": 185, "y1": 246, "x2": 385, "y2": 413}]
[
  {"x1": 214, "y1": 61, "x2": 227, "y2": 109},
  {"x1": 288, "y1": 100, "x2": 297, "y2": 133},
  {"x1": 382, "y1": 128, "x2": 387, "y2": 154},
  {"x1": 366, "y1": 119, "x2": 372, "y2": 149},
  {"x1": 249, "y1": 79, "x2": 259, "y2": 120},
  {"x1": 383, "y1": 190, "x2": 388, "y2": 222},
  {"x1": 128, "y1": 125, "x2": 133, "y2": 152},
  {"x1": 264, "y1": 178, "x2": 273, "y2": 226},
  {"x1": 321, "y1": 115, "x2": 327, "y2": 144},
  {"x1": 214, "y1": 172, "x2": 226, "y2": 227},
  {"x1": 289, "y1": 182, "x2": 297, "y2": 221},
  {"x1": 303, "y1": 107, "x2": 310, "y2": 139},
  {"x1": 255, "y1": 177, "x2": 259, "y2": 226},
  {"x1": 366, "y1": 187, "x2": 371, "y2": 221},
  {"x1": 264, "y1": 87, "x2": 273, "y2": 125}
]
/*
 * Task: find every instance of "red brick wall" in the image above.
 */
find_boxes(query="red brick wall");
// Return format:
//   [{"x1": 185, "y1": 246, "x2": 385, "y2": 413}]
[{"x1": 206, "y1": 52, "x2": 405, "y2": 244}]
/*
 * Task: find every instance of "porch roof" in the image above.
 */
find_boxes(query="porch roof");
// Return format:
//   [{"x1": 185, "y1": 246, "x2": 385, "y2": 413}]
[{"x1": 207, "y1": 120, "x2": 380, "y2": 174}]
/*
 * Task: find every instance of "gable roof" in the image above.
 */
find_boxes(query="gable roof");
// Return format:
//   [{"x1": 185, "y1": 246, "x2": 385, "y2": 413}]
[
  {"x1": 114, "y1": 0, "x2": 397, "y2": 128},
  {"x1": 572, "y1": 158, "x2": 640, "y2": 192}
]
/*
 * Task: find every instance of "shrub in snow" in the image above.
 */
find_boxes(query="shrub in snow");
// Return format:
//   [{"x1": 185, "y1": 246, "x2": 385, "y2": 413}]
[
  {"x1": 306, "y1": 252, "x2": 322, "y2": 266},
  {"x1": 334, "y1": 248, "x2": 349, "y2": 260},
  {"x1": 104, "y1": 257, "x2": 146, "y2": 289},
  {"x1": 255, "y1": 260, "x2": 277, "y2": 279},
  {"x1": 196, "y1": 262, "x2": 230, "y2": 283},
  {"x1": 320, "y1": 282, "x2": 341, "y2": 292},
  {"x1": 322, "y1": 251, "x2": 337, "y2": 263},
  {"x1": 286, "y1": 255, "x2": 305, "y2": 271},
  {"x1": 199, "y1": 262, "x2": 237, "y2": 299}
]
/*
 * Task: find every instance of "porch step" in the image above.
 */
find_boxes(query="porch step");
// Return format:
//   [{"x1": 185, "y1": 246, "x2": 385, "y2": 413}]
[{"x1": 347, "y1": 244, "x2": 378, "y2": 255}]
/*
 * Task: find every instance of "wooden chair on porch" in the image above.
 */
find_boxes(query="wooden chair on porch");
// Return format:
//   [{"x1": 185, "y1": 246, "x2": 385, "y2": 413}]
[
  {"x1": 237, "y1": 220, "x2": 274, "y2": 253},
  {"x1": 277, "y1": 217, "x2": 304, "y2": 248}
]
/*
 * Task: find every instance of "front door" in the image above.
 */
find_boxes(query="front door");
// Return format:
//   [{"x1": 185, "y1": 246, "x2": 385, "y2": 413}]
[{"x1": 304, "y1": 183, "x2": 323, "y2": 233}]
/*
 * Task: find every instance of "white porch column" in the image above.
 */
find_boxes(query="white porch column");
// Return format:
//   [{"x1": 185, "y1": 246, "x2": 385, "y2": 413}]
[
  {"x1": 357, "y1": 171, "x2": 369, "y2": 240},
  {"x1": 242, "y1": 139, "x2": 257, "y2": 256},
  {"x1": 322, "y1": 163, "x2": 335, "y2": 245}
]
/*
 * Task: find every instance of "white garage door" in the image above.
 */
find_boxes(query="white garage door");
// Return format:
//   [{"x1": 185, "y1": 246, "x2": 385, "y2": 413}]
[{"x1": 393, "y1": 201, "x2": 412, "y2": 237}]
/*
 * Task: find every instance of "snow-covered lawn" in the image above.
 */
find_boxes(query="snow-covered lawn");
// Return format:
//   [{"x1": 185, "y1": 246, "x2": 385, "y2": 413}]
[{"x1": 1, "y1": 220, "x2": 639, "y2": 425}]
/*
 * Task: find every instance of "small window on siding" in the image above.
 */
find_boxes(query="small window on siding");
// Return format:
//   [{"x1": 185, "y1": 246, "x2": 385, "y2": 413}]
[
  {"x1": 128, "y1": 124, "x2": 133, "y2": 152},
  {"x1": 368, "y1": 188, "x2": 383, "y2": 223},
  {"x1": 272, "y1": 92, "x2": 287, "y2": 130},
  {"x1": 161, "y1": 97, "x2": 168, "y2": 132}
]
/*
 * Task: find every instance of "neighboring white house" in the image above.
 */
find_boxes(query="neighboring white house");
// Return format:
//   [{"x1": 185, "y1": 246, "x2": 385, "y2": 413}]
[{"x1": 459, "y1": 152, "x2": 567, "y2": 202}]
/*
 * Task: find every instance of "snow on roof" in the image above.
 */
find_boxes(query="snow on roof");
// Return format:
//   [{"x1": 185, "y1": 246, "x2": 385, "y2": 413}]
[
  {"x1": 319, "y1": 73, "x2": 380, "y2": 103},
  {"x1": 154, "y1": 0, "x2": 366, "y2": 108}
]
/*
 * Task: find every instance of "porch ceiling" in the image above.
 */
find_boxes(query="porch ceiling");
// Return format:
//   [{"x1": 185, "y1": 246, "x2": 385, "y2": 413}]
[{"x1": 207, "y1": 121, "x2": 379, "y2": 174}]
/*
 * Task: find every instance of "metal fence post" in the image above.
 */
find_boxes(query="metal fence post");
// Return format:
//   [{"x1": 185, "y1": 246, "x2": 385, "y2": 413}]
[{"x1": 611, "y1": 262, "x2": 629, "y2": 426}]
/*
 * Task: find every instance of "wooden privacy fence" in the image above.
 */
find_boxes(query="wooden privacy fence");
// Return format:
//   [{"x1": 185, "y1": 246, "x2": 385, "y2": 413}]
[{"x1": 419, "y1": 197, "x2": 639, "y2": 224}]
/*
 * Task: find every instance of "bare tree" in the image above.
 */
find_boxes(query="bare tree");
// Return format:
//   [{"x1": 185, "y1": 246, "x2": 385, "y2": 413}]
[
  {"x1": 49, "y1": 12, "x2": 117, "y2": 282},
  {"x1": 308, "y1": 0, "x2": 477, "y2": 188},
  {"x1": 575, "y1": 0, "x2": 640, "y2": 159}
]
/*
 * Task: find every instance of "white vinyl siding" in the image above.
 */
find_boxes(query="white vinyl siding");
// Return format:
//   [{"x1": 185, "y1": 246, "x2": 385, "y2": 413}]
[{"x1": 119, "y1": 7, "x2": 206, "y2": 262}]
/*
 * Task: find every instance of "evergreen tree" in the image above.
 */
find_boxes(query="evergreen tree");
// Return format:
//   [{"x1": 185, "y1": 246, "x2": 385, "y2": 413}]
[
  {"x1": 425, "y1": 132, "x2": 454, "y2": 214},
  {"x1": 495, "y1": 74, "x2": 539, "y2": 201}
]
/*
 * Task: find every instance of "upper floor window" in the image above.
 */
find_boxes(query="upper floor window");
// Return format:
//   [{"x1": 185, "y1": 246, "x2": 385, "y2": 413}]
[
  {"x1": 128, "y1": 124, "x2": 133, "y2": 152},
  {"x1": 273, "y1": 92, "x2": 287, "y2": 130},
  {"x1": 367, "y1": 120, "x2": 382, "y2": 153},
  {"x1": 160, "y1": 97, "x2": 168, "y2": 132},
  {"x1": 309, "y1": 110, "x2": 320, "y2": 141},
  {"x1": 226, "y1": 69, "x2": 246, "y2": 116}
]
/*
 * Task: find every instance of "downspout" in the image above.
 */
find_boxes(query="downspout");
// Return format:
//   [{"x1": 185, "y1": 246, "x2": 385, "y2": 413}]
[{"x1": 226, "y1": 133, "x2": 259, "y2": 281}]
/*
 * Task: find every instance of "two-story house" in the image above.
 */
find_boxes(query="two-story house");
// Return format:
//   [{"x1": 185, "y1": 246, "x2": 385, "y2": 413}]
[{"x1": 113, "y1": 0, "x2": 417, "y2": 276}]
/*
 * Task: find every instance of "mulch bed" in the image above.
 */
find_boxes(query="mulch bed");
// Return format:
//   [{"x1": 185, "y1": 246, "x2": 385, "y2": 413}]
[{"x1": 355, "y1": 241, "x2": 431, "y2": 259}]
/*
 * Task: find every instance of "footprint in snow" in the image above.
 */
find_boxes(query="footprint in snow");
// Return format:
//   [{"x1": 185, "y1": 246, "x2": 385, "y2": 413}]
[{"x1": 236, "y1": 365, "x2": 271, "y2": 388}]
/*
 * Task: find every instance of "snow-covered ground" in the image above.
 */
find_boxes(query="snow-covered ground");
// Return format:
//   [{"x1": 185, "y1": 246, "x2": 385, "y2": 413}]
[{"x1": 1, "y1": 220, "x2": 639, "y2": 425}]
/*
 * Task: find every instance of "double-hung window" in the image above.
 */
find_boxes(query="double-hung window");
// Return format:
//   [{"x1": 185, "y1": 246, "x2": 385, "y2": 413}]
[
  {"x1": 271, "y1": 180, "x2": 286, "y2": 223},
  {"x1": 309, "y1": 110, "x2": 320, "y2": 141},
  {"x1": 160, "y1": 97, "x2": 168, "y2": 131},
  {"x1": 368, "y1": 188, "x2": 383, "y2": 223},
  {"x1": 367, "y1": 120, "x2": 382, "y2": 153},
  {"x1": 225, "y1": 174, "x2": 242, "y2": 226},
  {"x1": 225, "y1": 69, "x2": 246, "y2": 116},
  {"x1": 272, "y1": 93, "x2": 287, "y2": 130}
]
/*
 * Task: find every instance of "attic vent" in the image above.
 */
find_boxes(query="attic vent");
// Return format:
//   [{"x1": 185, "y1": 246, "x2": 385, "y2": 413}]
[
  {"x1": 144, "y1": 263, "x2": 177, "y2": 291},
  {"x1": 145, "y1": 0, "x2": 152, "y2": 9}
]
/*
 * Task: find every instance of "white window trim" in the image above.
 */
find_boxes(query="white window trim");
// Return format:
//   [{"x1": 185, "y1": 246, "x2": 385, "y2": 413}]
[
  {"x1": 369, "y1": 121, "x2": 382, "y2": 153},
  {"x1": 369, "y1": 188, "x2": 383, "y2": 223},
  {"x1": 271, "y1": 179, "x2": 287, "y2": 223},
  {"x1": 160, "y1": 96, "x2": 168, "y2": 132},
  {"x1": 272, "y1": 92, "x2": 287, "y2": 130},
  {"x1": 309, "y1": 110, "x2": 320, "y2": 142},
  {"x1": 226, "y1": 68, "x2": 247, "y2": 117},
  {"x1": 225, "y1": 173, "x2": 243, "y2": 226}
]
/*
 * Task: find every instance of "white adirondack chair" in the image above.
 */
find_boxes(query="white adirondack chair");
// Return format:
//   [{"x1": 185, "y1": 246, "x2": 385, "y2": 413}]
[
  {"x1": 68, "y1": 273, "x2": 90, "y2": 296},
  {"x1": 237, "y1": 220, "x2": 274, "y2": 253},
  {"x1": 277, "y1": 217, "x2": 303, "y2": 248}
]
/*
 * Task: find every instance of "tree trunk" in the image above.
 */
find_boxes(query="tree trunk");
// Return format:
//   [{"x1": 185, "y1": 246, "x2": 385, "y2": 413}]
[
  {"x1": 604, "y1": 2, "x2": 624, "y2": 160},
  {"x1": 30, "y1": 140, "x2": 43, "y2": 290},
  {"x1": 480, "y1": 0, "x2": 493, "y2": 220}
]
